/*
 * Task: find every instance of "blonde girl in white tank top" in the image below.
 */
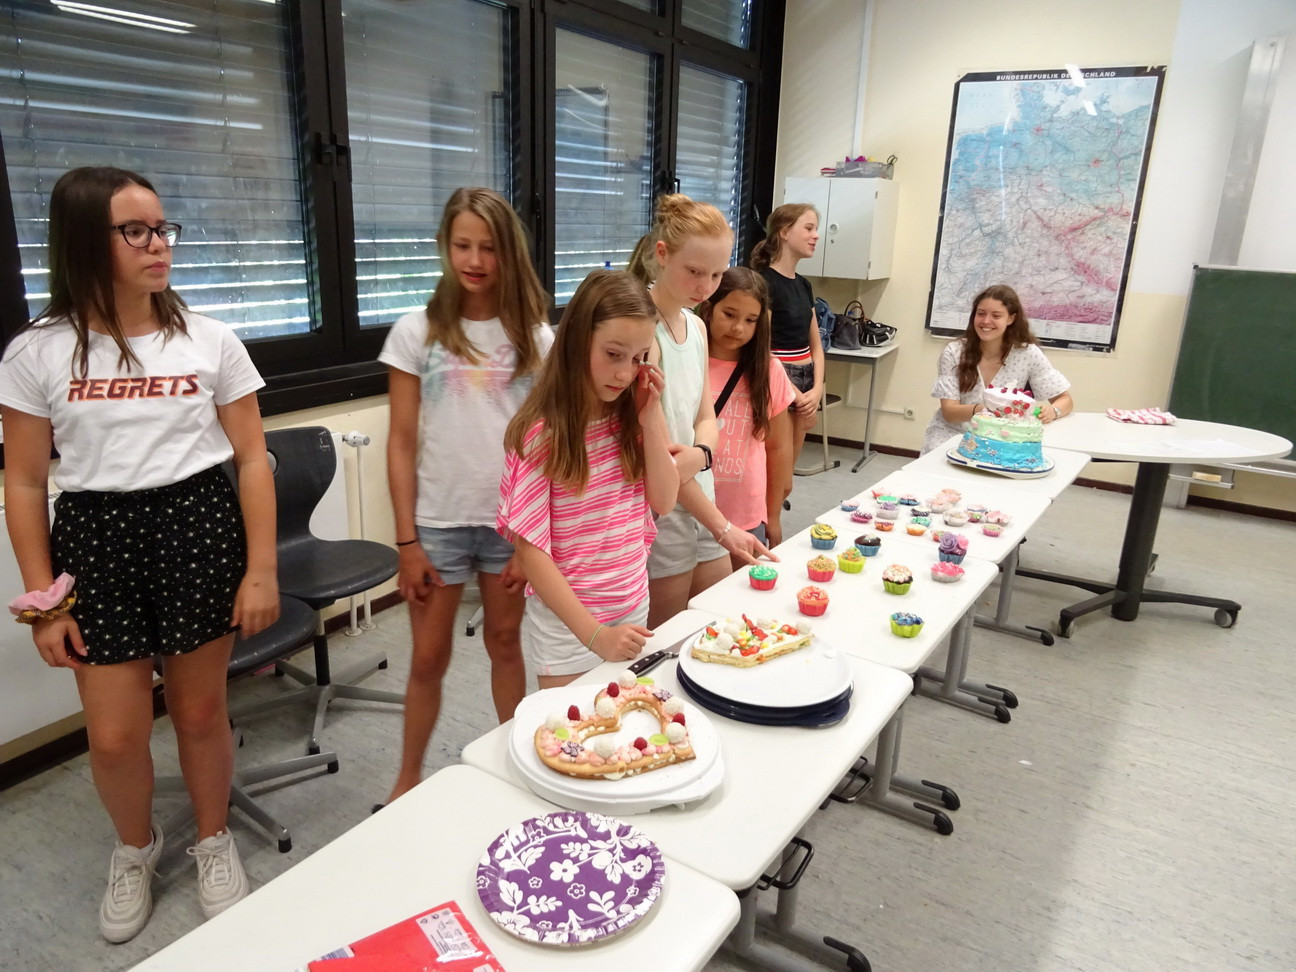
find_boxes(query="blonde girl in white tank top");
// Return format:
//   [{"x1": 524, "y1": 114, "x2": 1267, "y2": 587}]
[{"x1": 628, "y1": 194, "x2": 778, "y2": 626}]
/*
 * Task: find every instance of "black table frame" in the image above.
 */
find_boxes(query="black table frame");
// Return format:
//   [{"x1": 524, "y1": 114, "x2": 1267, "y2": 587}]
[{"x1": 1015, "y1": 461, "x2": 1240, "y2": 636}]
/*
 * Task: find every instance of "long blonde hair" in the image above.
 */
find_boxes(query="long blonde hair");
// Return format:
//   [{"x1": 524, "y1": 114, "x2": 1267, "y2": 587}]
[
  {"x1": 749, "y1": 203, "x2": 818, "y2": 272},
  {"x1": 627, "y1": 193, "x2": 732, "y2": 286},
  {"x1": 504, "y1": 270, "x2": 657, "y2": 493},
  {"x1": 424, "y1": 187, "x2": 549, "y2": 378}
]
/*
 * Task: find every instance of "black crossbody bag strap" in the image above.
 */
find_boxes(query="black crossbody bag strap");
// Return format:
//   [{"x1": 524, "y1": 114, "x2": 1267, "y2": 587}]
[{"x1": 713, "y1": 363, "x2": 744, "y2": 416}]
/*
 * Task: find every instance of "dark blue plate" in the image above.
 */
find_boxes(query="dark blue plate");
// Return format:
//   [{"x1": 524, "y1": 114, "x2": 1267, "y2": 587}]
[{"x1": 677, "y1": 667, "x2": 852, "y2": 728}]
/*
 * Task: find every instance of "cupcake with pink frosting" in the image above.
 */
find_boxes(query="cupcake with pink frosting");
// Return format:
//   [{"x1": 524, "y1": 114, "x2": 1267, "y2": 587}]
[{"x1": 931, "y1": 562, "x2": 965, "y2": 583}]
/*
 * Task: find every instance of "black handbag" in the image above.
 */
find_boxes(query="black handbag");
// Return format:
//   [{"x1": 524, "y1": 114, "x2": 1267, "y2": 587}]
[
  {"x1": 831, "y1": 300, "x2": 866, "y2": 350},
  {"x1": 859, "y1": 317, "x2": 896, "y2": 347}
]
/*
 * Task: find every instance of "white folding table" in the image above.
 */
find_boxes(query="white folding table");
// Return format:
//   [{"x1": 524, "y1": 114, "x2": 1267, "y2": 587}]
[
  {"x1": 794, "y1": 476, "x2": 1050, "y2": 720},
  {"x1": 131, "y1": 763, "x2": 738, "y2": 972},
  {"x1": 822, "y1": 341, "x2": 899, "y2": 472},
  {"x1": 688, "y1": 544, "x2": 997, "y2": 831},
  {"x1": 461, "y1": 609, "x2": 912, "y2": 970}
]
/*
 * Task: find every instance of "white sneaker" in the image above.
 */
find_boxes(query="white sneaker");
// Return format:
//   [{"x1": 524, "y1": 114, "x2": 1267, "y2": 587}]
[
  {"x1": 99, "y1": 820, "x2": 164, "y2": 944},
  {"x1": 187, "y1": 830, "x2": 250, "y2": 919}
]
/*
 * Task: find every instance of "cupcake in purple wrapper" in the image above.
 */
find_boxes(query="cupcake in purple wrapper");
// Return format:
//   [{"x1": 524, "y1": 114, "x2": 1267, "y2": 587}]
[
  {"x1": 850, "y1": 509, "x2": 873, "y2": 524},
  {"x1": 938, "y1": 532, "x2": 968, "y2": 564}
]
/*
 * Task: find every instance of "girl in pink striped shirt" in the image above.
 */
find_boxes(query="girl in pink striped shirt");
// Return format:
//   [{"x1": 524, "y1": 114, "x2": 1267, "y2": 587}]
[{"x1": 498, "y1": 270, "x2": 678, "y2": 687}]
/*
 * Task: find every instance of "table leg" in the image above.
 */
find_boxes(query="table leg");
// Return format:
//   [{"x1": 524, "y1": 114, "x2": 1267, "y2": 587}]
[
  {"x1": 725, "y1": 840, "x2": 873, "y2": 971},
  {"x1": 832, "y1": 706, "x2": 957, "y2": 834},
  {"x1": 851, "y1": 359, "x2": 880, "y2": 473},
  {"x1": 915, "y1": 610, "x2": 1016, "y2": 722},
  {"x1": 972, "y1": 544, "x2": 1056, "y2": 646},
  {"x1": 1017, "y1": 462, "x2": 1241, "y2": 634}
]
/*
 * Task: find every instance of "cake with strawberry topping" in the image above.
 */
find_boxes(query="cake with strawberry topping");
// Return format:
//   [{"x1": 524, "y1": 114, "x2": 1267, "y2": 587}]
[
  {"x1": 534, "y1": 670, "x2": 694, "y2": 780},
  {"x1": 690, "y1": 614, "x2": 814, "y2": 667},
  {"x1": 954, "y1": 387, "x2": 1048, "y2": 472}
]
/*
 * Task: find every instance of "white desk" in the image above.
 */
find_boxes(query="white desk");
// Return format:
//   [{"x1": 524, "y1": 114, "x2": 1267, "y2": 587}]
[
  {"x1": 904, "y1": 433, "x2": 1092, "y2": 500},
  {"x1": 837, "y1": 470, "x2": 1052, "y2": 563},
  {"x1": 824, "y1": 341, "x2": 899, "y2": 471},
  {"x1": 133, "y1": 764, "x2": 738, "y2": 972},
  {"x1": 461, "y1": 610, "x2": 912, "y2": 968},
  {"x1": 688, "y1": 551, "x2": 995, "y2": 833},
  {"x1": 1038, "y1": 414, "x2": 1292, "y2": 633}
]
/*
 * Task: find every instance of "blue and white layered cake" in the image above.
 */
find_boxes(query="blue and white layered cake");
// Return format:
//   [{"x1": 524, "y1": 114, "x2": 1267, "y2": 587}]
[{"x1": 956, "y1": 388, "x2": 1047, "y2": 472}]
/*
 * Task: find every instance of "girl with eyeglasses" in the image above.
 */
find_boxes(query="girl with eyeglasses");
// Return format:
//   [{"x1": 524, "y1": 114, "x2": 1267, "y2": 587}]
[{"x1": 0, "y1": 166, "x2": 277, "y2": 941}]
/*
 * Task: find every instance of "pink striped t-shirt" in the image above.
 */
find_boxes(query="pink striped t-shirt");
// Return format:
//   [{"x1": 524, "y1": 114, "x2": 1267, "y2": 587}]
[{"x1": 497, "y1": 416, "x2": 655, "y2": 622}]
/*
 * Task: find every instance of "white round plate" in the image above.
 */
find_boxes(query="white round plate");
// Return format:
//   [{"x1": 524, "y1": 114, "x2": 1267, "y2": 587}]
[
  {"x1": 946, "y1": 447, "x2": 1055, "y2": 479},
  {"x1": 677, "y1": 624, "x2": 852, "y2": 709},
  {"x1": 507, "y1": 685, "x2": 721, "y2": 811}
]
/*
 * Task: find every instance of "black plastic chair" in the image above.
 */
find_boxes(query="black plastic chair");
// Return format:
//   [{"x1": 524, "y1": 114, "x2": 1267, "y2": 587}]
[
  {"x1": 156, "y1": 595, "x2": 339, "y2": 852},
  {"x1": 229, "y1": 426, "x2": 402, "y2": 755}
]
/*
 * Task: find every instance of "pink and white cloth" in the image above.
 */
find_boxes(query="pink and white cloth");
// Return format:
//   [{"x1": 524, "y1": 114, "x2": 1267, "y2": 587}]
[{"x1": 1106, "y1": 407, "x2": 1176, "y2": 425}]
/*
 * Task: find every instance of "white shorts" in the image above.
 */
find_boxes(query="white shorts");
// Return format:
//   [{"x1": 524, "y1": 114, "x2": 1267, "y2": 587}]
[
  {"x1": 521, "y1": 596, "x2": 650, "y2": 678},
  {"x1": 647, "y1": 505, "x2": 728, "y2": 580}
]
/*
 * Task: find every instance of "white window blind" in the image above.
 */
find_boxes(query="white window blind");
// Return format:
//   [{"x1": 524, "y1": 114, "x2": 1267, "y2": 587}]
[
  {"x1": 553, "y1": 29, "x2": 656, "y2": 302},
  {"x1": 0, "y1": 0, "x2": 310, "y2": 339},
  {"x1": 676, "y1": 61, "x2": 746, "y2": 249},
  {"x1": 343, "y1": 0, "x2": 511, "y2": 328},
  {"x1": 681, "y1": 0, "x2": 752, "y2": 48}
]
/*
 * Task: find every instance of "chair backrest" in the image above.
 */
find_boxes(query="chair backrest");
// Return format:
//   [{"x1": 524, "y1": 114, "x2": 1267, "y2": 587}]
[{"x1": 264, "y1": 426, "x2": 336, "y2": 545}]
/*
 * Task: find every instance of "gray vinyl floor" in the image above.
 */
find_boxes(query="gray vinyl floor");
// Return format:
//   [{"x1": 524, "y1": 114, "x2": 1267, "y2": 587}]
[{"x1": 2, "y1": 444, "x2": 1294, "y2": 971}]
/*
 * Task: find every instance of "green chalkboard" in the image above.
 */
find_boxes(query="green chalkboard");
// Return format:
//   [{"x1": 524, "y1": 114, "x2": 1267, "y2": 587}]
[{"x1": 1169, "y1": 266, "x2": 1296, "y2": 445}]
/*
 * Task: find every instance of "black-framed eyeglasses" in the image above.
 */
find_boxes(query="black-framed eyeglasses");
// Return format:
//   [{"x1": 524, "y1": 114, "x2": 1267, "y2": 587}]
[{"x1": 112, "y1": 221, "x2": 182, "y2": 248}]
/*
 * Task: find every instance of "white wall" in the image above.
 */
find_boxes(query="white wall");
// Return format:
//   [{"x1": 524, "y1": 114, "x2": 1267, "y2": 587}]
[{"x1": 779, "y1": 0, "x2": 1296, "y2": 509}]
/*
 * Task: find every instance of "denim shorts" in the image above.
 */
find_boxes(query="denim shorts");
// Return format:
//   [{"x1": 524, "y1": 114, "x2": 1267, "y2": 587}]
[
  {"x1": 780, "y1": 359, "x2": 815, "y2": 394},
  {"x1": 417, "y1": 525, "x2": 514, "y2": 585},
  {"x1": 647, "y1": 506, "x2": 728, "y2": 580}
]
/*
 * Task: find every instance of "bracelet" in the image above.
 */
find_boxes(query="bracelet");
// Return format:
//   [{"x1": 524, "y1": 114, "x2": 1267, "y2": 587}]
[
  {"x1": 13, "y1": 593, "x2": 76, "y2": 626},
  {"x1": 586, "y1": 623, "x2": 605, "y2": 652},
  {"x1": 395, "y1": 538, "x2": 420, "y2": 547},
  {"x1": 9, "y1": 572, "x2": 76, "y2": 625},
  {"x1": 715, "y1": 521, "x2": 732, "y2": 543},
  {"x1": 696, "y1": 443, "x2": 713, "y2": 472}
]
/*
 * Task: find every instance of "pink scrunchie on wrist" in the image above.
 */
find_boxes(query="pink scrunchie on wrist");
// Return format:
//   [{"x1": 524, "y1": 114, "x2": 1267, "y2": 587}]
[{"x1": 9, "y1": 573, "x2": 76, "y2": 616}]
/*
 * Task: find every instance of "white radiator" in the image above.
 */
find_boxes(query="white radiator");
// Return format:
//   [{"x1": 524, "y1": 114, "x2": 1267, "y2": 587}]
[
  {"x1": 0, "y1": 433, "x2": 356, "y2": 750},
  {"x1": 0, "y1": 499, "x2": 85, "y2": 749},
  {"x1": 307, "y1": 431, "x2": 352, "y2": 542}
]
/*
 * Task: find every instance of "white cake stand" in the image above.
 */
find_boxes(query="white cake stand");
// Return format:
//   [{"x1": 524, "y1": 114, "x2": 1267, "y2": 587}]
[
  {"x1": 678, "y1": 630, "x2": 852, "y2": 709},
  {"x1": 508, "y1": 685, "x2": 724, "y2": 815},
  {"x1": 946, "y1": 447, "x2": 1055, "y2": 479}
]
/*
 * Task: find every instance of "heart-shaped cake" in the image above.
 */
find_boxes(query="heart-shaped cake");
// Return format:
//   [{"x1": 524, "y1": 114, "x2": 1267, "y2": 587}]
[{"x1": 534, "y1": 670, "x2": 694, "y2": 780}]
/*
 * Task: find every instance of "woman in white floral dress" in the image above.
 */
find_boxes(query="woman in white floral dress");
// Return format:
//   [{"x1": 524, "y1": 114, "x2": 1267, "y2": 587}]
[{"x1": 921, "y1": 284, "x2": 1074, "y2": 454}]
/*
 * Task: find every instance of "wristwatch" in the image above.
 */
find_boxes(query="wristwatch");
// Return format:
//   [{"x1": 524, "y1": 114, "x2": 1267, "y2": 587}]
[{"x1": 696, "y1": 443, "x2": 713, "y2": 472}]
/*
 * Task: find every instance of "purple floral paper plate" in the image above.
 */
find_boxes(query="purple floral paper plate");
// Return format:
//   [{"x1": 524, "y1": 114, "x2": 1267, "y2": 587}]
[{"x1": 476, "y1": 810, "x2": 666, "y2": 946}]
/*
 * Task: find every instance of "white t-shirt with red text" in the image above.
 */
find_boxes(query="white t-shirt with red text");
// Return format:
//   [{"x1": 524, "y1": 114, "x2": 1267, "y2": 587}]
[{"x1": 0, "y1": 313, "x2": 263, "y2": 492}]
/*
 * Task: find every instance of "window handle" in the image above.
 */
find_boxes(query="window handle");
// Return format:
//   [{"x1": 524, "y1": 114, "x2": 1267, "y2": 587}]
[{"x1": 313, "y1": 131, "x2": 335, "y2": 167}]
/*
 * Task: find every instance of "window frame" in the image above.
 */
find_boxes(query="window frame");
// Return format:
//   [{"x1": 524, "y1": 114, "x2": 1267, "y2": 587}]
[{"x1": 0, "y1": 0, "x2": 783, "y2": 425}]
